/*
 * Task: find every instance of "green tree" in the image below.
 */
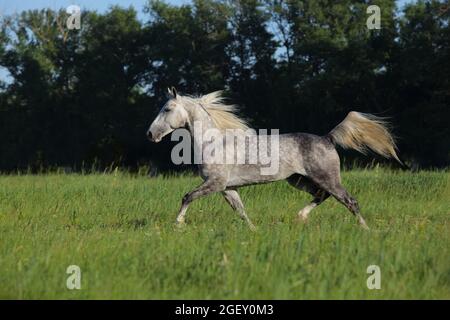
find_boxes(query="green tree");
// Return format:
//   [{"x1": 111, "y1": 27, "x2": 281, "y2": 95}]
[
  {"x1": 225, "y1": 0, "x2": 278, "y2": 127},
  {"x1": 144, "y1": 0, "x2": 232, "y2": 96},
  {"x1": 392, "y1": 0, "x2": 449, "y2": 166}
]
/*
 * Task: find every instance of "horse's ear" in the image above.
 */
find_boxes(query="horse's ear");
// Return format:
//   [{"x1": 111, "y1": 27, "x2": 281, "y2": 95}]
[
  {"x1": 167, "y1": 87, "x2": 178, "y2": 98},
  {"x1": 171, "y1": 87, "x2": 178, "y2": 98}
]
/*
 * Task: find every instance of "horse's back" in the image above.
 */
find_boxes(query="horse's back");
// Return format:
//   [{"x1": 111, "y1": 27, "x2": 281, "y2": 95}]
[{"x1": 279, "y1": 132, "x2": 340, "y2": 177}]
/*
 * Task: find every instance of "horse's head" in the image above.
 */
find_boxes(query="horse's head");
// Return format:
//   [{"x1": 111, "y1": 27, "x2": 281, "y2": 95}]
[{"x1": 147, "y1": 87, "x2": 189, "y2": 143}]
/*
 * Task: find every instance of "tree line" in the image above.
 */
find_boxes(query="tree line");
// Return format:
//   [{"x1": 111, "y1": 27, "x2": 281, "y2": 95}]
[{"x1": 0, "y1": 0, "x2": 448, "y2": 172}]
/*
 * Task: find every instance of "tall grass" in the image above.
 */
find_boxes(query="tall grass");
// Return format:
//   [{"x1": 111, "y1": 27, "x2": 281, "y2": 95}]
[{"x1": 0, "y1": 168, "x2": 448, "y2": 299}]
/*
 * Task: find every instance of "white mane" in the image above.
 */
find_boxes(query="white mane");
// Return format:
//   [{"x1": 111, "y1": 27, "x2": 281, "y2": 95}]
[{"x1": 178, "y1": 91, "x2": 249, "y2": 130}]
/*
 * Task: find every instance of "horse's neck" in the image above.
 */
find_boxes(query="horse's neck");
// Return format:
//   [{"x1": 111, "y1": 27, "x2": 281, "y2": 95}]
[{"x1": 186, "y1": 104, "x2": 218, "y2": 149}]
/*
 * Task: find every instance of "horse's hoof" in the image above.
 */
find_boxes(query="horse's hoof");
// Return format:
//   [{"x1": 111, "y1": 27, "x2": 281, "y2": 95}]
[
  {"x1": 360, "y1": 223, "x2": 370, "y2": 231},
  {"x1": 175, "y1": 220, "x2": 186, "y2": 229},
  {"x1": 295, "y1": 215, "x2": 308, "y2": 223},
  {"x1": 248, "y1": 223, "x2": 257, "y2": 232},
  {"x1": 359, "y1": 218, "x2": 370, "y2": 230}
]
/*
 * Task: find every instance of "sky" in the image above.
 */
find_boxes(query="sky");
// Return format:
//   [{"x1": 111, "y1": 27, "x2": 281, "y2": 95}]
[
  {"x1": 0, "y1": 0, "x2": 190, "y2": 21},
  {"x1": 0, "y1": 0, "x2": 414, "y2": 16},
  {"x1": 0, "y1": 0, "x2": 189, "y2": 17},
  {"x1": 0, "y1": 0, "x2": 415, "y2": 83}
]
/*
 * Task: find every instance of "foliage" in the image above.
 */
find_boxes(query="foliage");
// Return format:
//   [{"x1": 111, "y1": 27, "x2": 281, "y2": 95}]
[{"x1": 0, "y1": 0, "x2": 449, "y2": 171}]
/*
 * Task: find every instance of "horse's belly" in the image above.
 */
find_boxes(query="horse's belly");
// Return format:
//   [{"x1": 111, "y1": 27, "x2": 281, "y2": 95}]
[{"x1": 226, "y1": 164, "x2": 294, "y2": 187}]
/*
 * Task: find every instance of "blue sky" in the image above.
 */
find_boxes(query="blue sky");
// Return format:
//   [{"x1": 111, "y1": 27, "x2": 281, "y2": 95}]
[
  {"x1": 0, "y1": 0, "x2": 191, "y2": 21},
  {"x1": 0, "y1": 0, "x2": 414, "y2": 18}
]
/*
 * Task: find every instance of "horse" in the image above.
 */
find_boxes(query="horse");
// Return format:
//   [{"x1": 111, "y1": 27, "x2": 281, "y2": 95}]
[{"x1": 147, "y1": 87, "x2": 401, "y2": 230}]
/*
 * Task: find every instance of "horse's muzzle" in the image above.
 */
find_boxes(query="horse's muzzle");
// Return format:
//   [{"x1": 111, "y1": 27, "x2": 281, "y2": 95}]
[
  {"x1": 147, "y1": 130, "x2": 163, "y2": 143},
  {"x1": 146, "y1": 130, "x2": 154, "y2": 142}
]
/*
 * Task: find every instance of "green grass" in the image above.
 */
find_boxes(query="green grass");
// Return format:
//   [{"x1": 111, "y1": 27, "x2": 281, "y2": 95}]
[{"x1": 0, "y1": 168, "x2": 449, "y2": 299}]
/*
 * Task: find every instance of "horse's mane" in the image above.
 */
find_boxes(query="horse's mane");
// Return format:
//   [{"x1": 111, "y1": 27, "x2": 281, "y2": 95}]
[{"x1": 179, "y1": 91, "x2": 249, "y2": 130}]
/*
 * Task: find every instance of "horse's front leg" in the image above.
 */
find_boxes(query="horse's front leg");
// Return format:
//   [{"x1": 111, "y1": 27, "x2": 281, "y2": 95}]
[
  {"x1": 222, "y1": 189, "x2": 256, "y2": 231},
  {"x1": 176, "y1": 178, "x2": 226, "y2": 226}
]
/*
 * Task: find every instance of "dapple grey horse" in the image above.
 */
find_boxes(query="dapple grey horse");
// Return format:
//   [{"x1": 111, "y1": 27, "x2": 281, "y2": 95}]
[{"x1": 147, "y1": 88, "x2": 401, "y2": 230}]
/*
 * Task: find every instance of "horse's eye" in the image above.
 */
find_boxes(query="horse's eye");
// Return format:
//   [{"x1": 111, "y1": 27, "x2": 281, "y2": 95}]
[{"x1": 163, "y1": 108, "x2": 170, "y2": 113}]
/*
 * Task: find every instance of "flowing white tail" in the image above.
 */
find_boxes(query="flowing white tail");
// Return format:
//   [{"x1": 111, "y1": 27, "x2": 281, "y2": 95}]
[{"x1": 328, "y1": 111, "x2": 402, "y2": 164}]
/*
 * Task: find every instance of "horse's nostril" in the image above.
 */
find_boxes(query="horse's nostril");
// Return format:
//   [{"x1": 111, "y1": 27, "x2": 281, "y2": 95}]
[{"x1": 147, "y1": 130, "x2": 153, "y2": 140}]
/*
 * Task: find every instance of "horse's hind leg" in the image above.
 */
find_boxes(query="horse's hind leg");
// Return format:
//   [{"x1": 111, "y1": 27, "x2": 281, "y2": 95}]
[
  {"x1": 287, "y1": 175, "x2": 330, "y2": 222},
  {"x1": 297, "y1": 190, "x2": 330, "y2": 221},
  {"x1": 329, "y1": 185, "x2": 369, "y2": 230},
  {"x1": 222, "y1": 189, "x2": 256, "y2": 231},
  {"x1": 308, "y1": 173, "x2": 369, "y2": 229}
]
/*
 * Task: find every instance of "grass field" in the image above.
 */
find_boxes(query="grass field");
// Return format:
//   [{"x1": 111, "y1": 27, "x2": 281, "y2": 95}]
[{"x1": 0, "y1": 168, "x2": 448, "y2": 299}]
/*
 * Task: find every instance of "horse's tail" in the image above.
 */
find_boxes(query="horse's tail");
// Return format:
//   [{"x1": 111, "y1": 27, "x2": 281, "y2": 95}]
[{"x1": 327, "y1": 111, "x2": 402, "y2": 164}]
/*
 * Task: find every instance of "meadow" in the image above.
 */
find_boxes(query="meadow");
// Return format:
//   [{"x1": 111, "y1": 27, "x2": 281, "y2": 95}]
[{"x1": 0, "y1": 168, "x2": 448, "y2": 299}]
